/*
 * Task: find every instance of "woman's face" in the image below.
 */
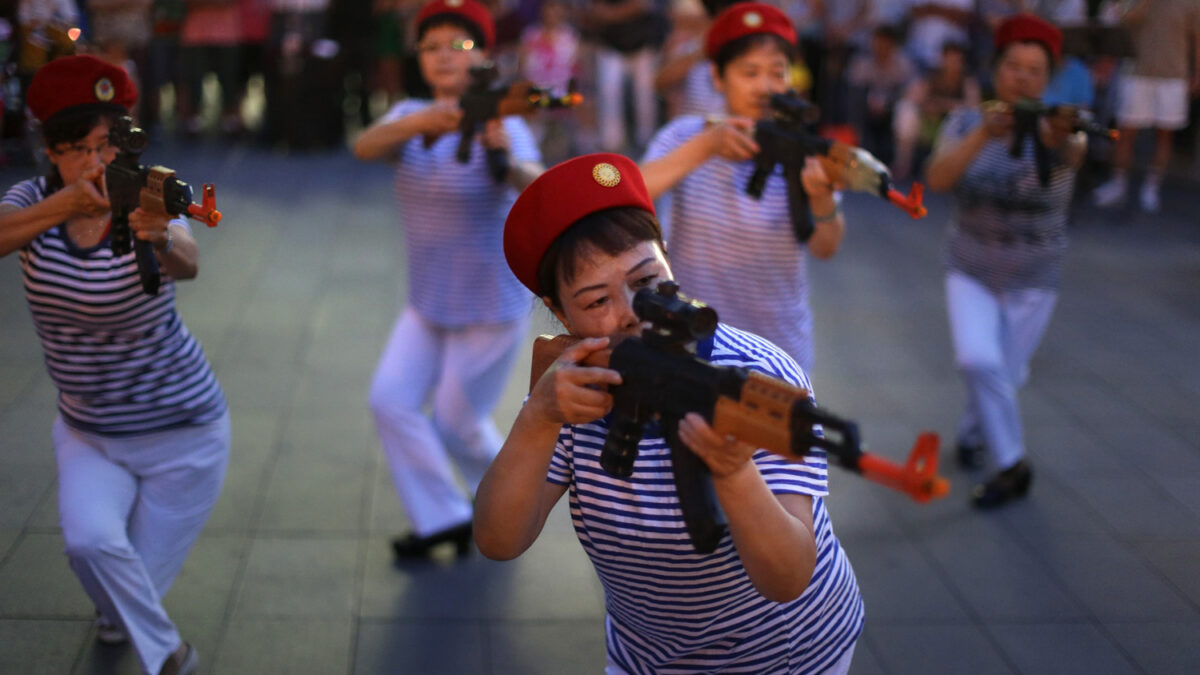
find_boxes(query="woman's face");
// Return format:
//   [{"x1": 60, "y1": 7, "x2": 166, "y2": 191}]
[
  {"x1": 417, "y1": 24, "x2": 486, "y2": 96},
  {"x1": 713, "y1": 42, "x2": 791, "y2": 119},
  {"x1": 993, "y1": 43, "x2": 1051, "y2": 103},
  {"x1": 546, "y1": 240, "x2": 673, "y2": 339},
  {"x1": 46, "y1": 122, "x2": 116, "y2": 185}
]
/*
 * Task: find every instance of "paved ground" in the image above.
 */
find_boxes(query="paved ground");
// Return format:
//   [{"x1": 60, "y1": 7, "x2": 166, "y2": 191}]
[{"x1": 0, "y1": 142, "x2": 1197, "y2": 675}]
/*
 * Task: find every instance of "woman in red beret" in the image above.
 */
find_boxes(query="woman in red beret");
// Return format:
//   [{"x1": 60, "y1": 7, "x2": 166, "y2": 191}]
[
  {"x1": 639, "y1": 2, "x2": 844, "y2": 376},
  {"x1": 0, "y1": 56, "x2": 227, "y2": 675},
  {"x1": 925, "y1": 14, "x2": 1085, "y2": 508},
  {"x1": 353, "y1": 0, "x2": 544, "y2": 560},
  {"x1": 476, "y1": 153, "x2": 863, "y2": 673}
]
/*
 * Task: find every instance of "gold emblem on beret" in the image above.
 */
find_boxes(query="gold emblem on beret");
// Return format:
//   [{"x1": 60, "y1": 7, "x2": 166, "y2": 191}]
[
  {"x1": 592, "y1": 162, "x2": 621, "y2": 187},
  {"x1": 94, "y1": 78, "x2": 115, "y2": 102},
  {"x1": 743, "y1": 11, "x2": 763, "y2": 28},
  {"x1": 446, "y1": 0, "x2": 464, "y2": 6}
]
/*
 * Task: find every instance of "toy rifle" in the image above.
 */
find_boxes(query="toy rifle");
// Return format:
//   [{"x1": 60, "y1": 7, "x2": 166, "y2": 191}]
[
  {"x1": 983, "y1": 98, "x2": 1118, "y2": 186},
  {"x1": 738, "y1": 91, "x2": 927, "y2": 244},
  {"x1": 433, "y1": 62, "x2": 583, "y2": 183},
  {"x1": 106, "y1": 116, "x2": 222, "y2": 295},
  {"x1": 530, "y1": 281, "x2": 949, "y2": 554}
]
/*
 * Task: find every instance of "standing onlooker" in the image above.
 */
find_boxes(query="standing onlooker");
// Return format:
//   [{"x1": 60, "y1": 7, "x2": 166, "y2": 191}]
[
  {"x1": 178, "y1": 0, "x2": 244, "y2": 137},
  {"x1": 894, "y1": 40, "x2": 980, "y2": 179},
  {"x1": 654, "y1": 0, "x2": 724, "y2": 120},
  {"x1": 519, "y1": 0, "x2": 581, "y2": 163},
  {"x1": 1092, "y1": 0, "x2": 1200, "y2": 213},
  {"x1": 817, "y1": 0, "x2": 873, "y2": 126},
  {"x1": 143, "y1": 0, "x2": 187, "y2": 135},
  {"x1": 86, "y1": 0, "x2": 154, "y2": 120},
  {"x1": 847, "y1": 23, "x2": 915, "y2": 164},
  {"x1": 589, "y1": 0, "x2": 668, "y2": 150},
  {"x1": 905, "y1": 0, "x2": 973, "y2": 71}
]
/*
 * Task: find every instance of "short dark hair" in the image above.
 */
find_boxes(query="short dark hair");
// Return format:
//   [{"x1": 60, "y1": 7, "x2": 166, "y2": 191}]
[
  {"x1": 41, "y1": 105, "x2": 123, "y2": 149},
  {"x1": 536, "y1": 207, "x2": 664, "y2": 307},
  {"x1": 873, "y1": 24, "x2": 901, "y2": 44},
  {"x1": 417, "y1": 14, "x2": 487, "y2": 49},
  {"x1": 713, "y1": 33, "x2": 797, "y2": 76}
]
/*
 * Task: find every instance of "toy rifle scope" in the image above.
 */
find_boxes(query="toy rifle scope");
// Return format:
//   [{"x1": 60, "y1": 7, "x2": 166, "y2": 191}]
[
  {"x1": 982, "y1": 98, "x2": 1118, "y2": 187},
  {"x1": 447, "y1": 62, "x2": 583, "y2": 183},
  {"x1": 106, "y1": 116, "x2": 221, "y2": 295},
  {"x1": 739, "y1": 92, "x2": 927, "y2": 244},
  {"x1": 530, "y1": 281, "x2": 949, "y2": 554}
]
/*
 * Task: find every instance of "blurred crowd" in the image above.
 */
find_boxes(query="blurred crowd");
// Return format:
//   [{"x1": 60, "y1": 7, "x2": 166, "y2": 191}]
[{"x1": 0, "y1": 0, "x2": 1196, "y2": 181}]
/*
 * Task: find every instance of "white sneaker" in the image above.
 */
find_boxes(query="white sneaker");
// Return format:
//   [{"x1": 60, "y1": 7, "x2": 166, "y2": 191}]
[
  {"x1": 1093, "y1": 175, "x2": 1128, "y2": 207},
  {"x1": 1140, "y1": 179, "x2": 1161, "y2": 213}
]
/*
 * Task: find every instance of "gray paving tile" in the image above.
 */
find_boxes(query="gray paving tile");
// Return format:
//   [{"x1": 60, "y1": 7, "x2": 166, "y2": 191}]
[
  {"x1": 359, "y1": 533, "x2": 603, "y2": 621},
  {"x1": 0, "y1": 533, "x2": 91, "y2": 617},
  {"x1": 994, "y1": 474, "x2": 1111, "y2": 540},
  {"x1": 0, "y1": 619, "x2": 89, "y2": 675},
  {"x1": 71, "y1": 614, "x2": 222, "y2": 675},
  {"x1": 353, "y1": 619, "x2": 485, "y2": 675},
  {"x1": 1135, "y1": 540, "x2": 1200, "y2": 608},
  {"x1": 1069, "y1": 476, "x2": 1200, "y2": 539},
  {"x1": 0, "y1": 363, "x2": 40, "y2": 408},
  {"x1": 278, "y1": 408, "x2": 377, "y2": 463},
  {"x1": 840, "y1": 536, "x2": 969, "y2": 621},
  {"x1": 988, "y1": 622, "x2": 1138, "y2": 675},
  {"x1": 211, "y1": 361, "x2": 301, "y2": 412},
  {"x1": 233, "y1": 536, "x2": 359, "y2": 619},
  {"x1": 0, "y1": 403, "x2": 57, "y2": 466},
  {"x1": 205, "y1": 411, "x2": 280, "y2": 531},
  {"x1": 163, "y1": 535, "x2": 246, "y2": 621},
  {"x1": 1028, "y1": 534, "x2": 1197, "y2": 620},
  {"x1": 487, "y1": 619, "x2": 607, "y2": 675},
  {"x1": 256, "y1": 453, "x2": 371, "y2": 532},
  {"x1": 0, "y1": 461, "x2": 54, "y2": 528},
  {"x1": 214, "y1": 618, "x2": 353, "y2": 675},
  {"x1": 25, "y1": 480, "x2": 61, "y2": 529},
  {"x1": 868, "y1": 623, "x2": 1014, "y2": 675},
  {"x1": 846, "y1": 634, "x2": 885, "y2": 675},
  {"x1": 1103, "y1": 620, "x2": 1200, "y2": 674},
  {"x1": 920, "y1": 518, "x2": 1089, "y2": 620},
  {"x1": 0, "y1": 528, "x2": 18, "y2": 562}
]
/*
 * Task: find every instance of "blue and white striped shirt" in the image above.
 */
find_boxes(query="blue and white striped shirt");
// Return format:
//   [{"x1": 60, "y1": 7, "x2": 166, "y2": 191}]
[
  {"x1": 4, "y1": 177, "x2": 226, "y2": 436},
  {"x1": 382, "y1": 99, "x2": 540, "y2": 326},
  {"x1": 548, "y1": 324, "x2": 863, "y2": 674},
  {"x1": 936, "y1": 107, "x2": 1075, "y2": 292},
  {"x1": 644, "y1": 116, "x2": 816, "y2": 372}
]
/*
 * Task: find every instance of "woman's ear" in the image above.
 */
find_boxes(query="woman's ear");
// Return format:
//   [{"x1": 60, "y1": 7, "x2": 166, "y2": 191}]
[{"x1": 543, "y1": 296, "x2": 571, "y2": 333}]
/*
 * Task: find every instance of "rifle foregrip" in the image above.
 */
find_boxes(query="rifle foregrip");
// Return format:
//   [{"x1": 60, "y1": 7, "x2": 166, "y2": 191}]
[{"x1": 711, "y1": 372, "x2": 810, "y2": 457}]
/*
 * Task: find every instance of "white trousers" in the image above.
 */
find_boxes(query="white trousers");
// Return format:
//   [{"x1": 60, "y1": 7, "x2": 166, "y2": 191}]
[
  {"x1": 54, "y1": 411, "x2": 230, "y2": 675},
  {"x1": 946, "y1": 271, "x2": 1058, "y2": 470},
  {"x1": 596, "y1": 46, "x2": 658, "y2": 151},
  {"x1": 369, "y1": 307, "x2": 527, "y2": 537}
]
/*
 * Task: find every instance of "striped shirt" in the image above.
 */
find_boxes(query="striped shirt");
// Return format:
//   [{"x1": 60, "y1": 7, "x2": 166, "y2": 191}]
[
  {"x1": 936, "y1": 108, "x2": 1075, "y2": 292},
  {"x1": 548, "y1": 324, "x2": 863, "y2": 674},
  {"x1": 4, "y1": 177, "x2": 226, "y2": 436},
  {"x1": 381, "y1": 99, "x2": 540, "y2": 326},
  {"x1": 644, "y1": 115, "x2": 816, "y2": 372},
  {"x1": 678, "y1": 60, "x2": 726, "y2": 118}
]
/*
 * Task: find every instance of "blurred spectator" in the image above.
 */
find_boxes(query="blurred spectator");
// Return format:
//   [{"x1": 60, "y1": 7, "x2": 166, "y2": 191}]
[
  {"x1": 588, "y1": 0, "x2": 668, "y2": 150},
  {"x1": 86, "y1": 1, "x2": 154, "y2": 121},
  {"x1": 519, "y1": 0, "x2": 581, "y2": 162},
  {"x1": 143, "y1": 0, "x2": 186, "y2": 134},
  {"x1": 895, "y1": 40, "x2": 980, "y2": 179},
  {"x1": 816, "y1": 0, "x2": 872, "y2": 125},
  {"x1": 371, "y1": 0, "x2": 408, "y2": 109},
  {"x1": 16, "y1": 0, "x2": 79, "y2": 85},
  {"x1": 847, "y1": 23, "x2": 915, "y2": 164},
  {"x1": 264, "y1": 0, "x2": 339, "y2": 149},
  {"x1": 179, "y1": 0, "x2": 244, "y2": 137},
  {"x1": 654, "y1": 0, "x2": 720, "y2": 119},
  {"x1": 239, "y1": 0, "x2": 271, "y2": 130},
  {"x1": 905, "y1": 0, "x2": 973, "y2": 71},
  {"x1": 1092, "y1": 0, "x2": 1200, "y2": 213}
]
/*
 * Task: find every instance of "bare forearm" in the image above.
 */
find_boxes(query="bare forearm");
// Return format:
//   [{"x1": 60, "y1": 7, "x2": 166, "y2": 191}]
[
  {"x1": 353, "y1": 115, "x2": 426, "y2": 161},
  {"x1": 473, "y1": 409, "x2": 564, "y2": 560},
  {"x1": 507, "y1": 160, "x2": 545, "y2": 192},
  {"x1": 925, "y1": 126, "x2": 988, "y2": 191},
  {"x1": 655, "y1": 52, "x2": 702, "y2": 93},
  {"x1": 640, "y1": 134, "x2": 713, "y2": 200},
  {"x1": 155, "y1": 224, "x2": 198, "y2": 280},
  {"x1": 715, "y1": 465, "x2": 817, "y2": 602},
  {"x1": 806, "y1": 194, "x2": 843, "y2": 259},
  {"x1": 0, "y1": 195, "x2": 73, "y2": 257}
]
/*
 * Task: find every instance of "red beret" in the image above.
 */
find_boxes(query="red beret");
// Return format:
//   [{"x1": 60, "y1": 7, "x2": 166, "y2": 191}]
[
  {"x1": 504, "y1": 153, "x2": 656, "y2": 296},
  {"x1": 705, "y1": 3, "x2": 797, "y2": 61},
  {"x1": 995, "y1": 13, "x2": 1062, "y2": 62},
  {"x1": 27, "y1": 55, "x2": 137, "y2": 124},
  {"x1": 416, "y1": 0, "x2": 496, "y2": 50}
]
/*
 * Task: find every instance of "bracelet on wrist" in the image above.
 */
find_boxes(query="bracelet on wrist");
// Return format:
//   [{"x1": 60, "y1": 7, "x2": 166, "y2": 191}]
[
  {"x1": 812, "y1": 204, "x2": 843, "y2": 224},
  {"x1": 154, "y1": 228, "x2": 174, "y2": 256}
]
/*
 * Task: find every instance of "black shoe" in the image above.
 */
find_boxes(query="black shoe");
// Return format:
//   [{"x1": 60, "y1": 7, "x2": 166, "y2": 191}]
[
  {"x1": 971, "y1": 460, "x2": 1033, "y2": 509},
  {"x1": 392, "y1": 521, "x2": 473, "y2": 560},
  {"x1": 956, "y1": 441, "x2": 986, "y2": 470}
]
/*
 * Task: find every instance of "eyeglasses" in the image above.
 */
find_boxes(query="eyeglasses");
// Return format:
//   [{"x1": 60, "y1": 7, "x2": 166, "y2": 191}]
[
  {"x1": 416, "y1": 38, "x2": 476, "y2": 54},
  {"x1": 50, "y1": 139, "x2": 113, "y2": 160}
]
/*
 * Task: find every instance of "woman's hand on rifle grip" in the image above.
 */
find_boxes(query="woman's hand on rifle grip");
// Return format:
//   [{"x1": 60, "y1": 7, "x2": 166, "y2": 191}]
[
  {"x1": 529, "y1": 337, "x2": 622, "y2": 425},
  {"x1": 704, "y1": 117, "x2": 760, "y2": 162},
  {"x1": 980, "y1": 104, "x2": 1014, "y2": 138},
  {"x1": 129, "y1": 208, "x2": 171, "y2": 249},
  {"x1": 800, "y1": 157, "x2": 837, "y2": 203},
  {"x1": 1039, "y1": 107, "x2": 1076, "y2": 149},
  {"x1": 677, "y1": 412, "x2": 759, "y2": 479},
  {"x1": 420, "y1": 100, "x2": 464, "y2": 136},
  {"x1": 67, "y1": 165, "x2": 110, "y2": 218},
  {"x1": 481, "y1": 119, "x2": 510, "y2": 151}
]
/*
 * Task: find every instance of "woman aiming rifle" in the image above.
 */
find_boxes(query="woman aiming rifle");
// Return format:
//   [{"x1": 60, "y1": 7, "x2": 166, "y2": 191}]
[
  {"x1": 0, "y1": 56, "x2": 227, "y2": 675},
  {"x1": 925, "y1": 14, "x2": 1086, "y2": 508},
  {"x1": 475, "y1": 153, "x2": 863, "y2": 673}
]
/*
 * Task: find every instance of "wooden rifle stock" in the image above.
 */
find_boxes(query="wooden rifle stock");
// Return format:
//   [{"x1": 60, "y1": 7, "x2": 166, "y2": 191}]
[{"x1": 530, "y1": 334, "x2": 950, "y2": 503}]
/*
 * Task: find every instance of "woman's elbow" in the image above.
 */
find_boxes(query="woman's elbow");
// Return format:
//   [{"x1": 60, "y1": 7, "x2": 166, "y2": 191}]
[{"x1": 473, "y1": 531, "x2": 527, "y2": 561}]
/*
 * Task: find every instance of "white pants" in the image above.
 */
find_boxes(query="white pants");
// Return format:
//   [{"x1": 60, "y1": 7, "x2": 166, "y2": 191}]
[
  {"x1": 54, "y1": 412, "x2": 230, "y2": 675},
  {"x1": 369, "y1": 307, "x2": 527, "y2": 537},
  {"x1": 1117, "y1": 75, "x2": 1189, "y2": 130},
  {"x1": 596, "y1": 46, "x2": 658, "y2": 151},
  {"x1": 946, "y1": 271, "x2": 1058, "y2": 470}
]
